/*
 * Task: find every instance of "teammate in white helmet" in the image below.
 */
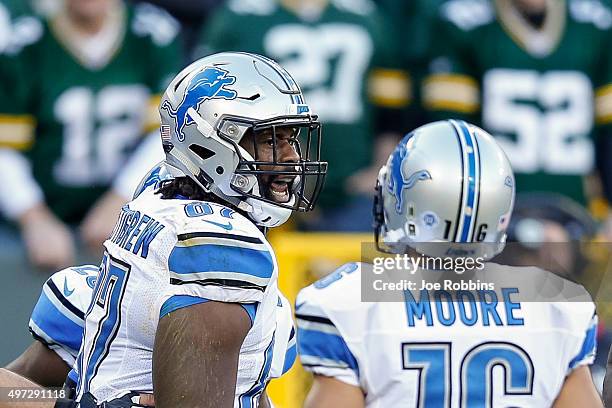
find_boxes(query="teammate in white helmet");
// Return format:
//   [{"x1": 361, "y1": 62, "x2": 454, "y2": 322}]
[{"x1": 296, "y1": 120, "x2": 601, "y2": 407}]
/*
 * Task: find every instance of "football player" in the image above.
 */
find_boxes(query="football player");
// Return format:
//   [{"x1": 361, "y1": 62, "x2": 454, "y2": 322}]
[
  {"x1": 296, "y1": 120, "x2": 602, "y2": 407},
  {"x1": 3, "y1": 260, "x2": 298, "y2": 406},
  {"x1": 69, "y1": 52, "x2": 326, "y2": 407},
  {"x1": 198, "y1": 0, "x2": 409, "y2": 231},
  {"x1": 423, "y1": 0, "x2": 612, "y2": 211},
  {"x1": 0, "y1": 0, "x2": 181, "y2": 269}
]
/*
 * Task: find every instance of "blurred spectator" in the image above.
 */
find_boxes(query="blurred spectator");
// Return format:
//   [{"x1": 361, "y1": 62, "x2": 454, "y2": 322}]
[
  {"x1": 197, "y1": 0, "x2": 411, "y2": 231},
  {"x1": 377, "y1": 0, "x2": 445, "y2": 128},
  {"x1": 495, "y1": 193, "x2": 598, "y2": 276},
  {"x1": 0, "y1": 0, "x2": 181, "y2": 270},
  {"x1": 128, "y1": 0, "x2": 224, "y2": 59},
  {"x1": 423, "y1": 0, "x2": 612, "y2": 224}
]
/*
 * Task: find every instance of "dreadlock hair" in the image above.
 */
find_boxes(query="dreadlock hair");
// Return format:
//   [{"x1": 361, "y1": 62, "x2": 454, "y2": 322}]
[
  {"x1": 157, "y1": 176, "x2": 210, "y2": 201},
  {"x1": 156, "y1": 176, "x2": 249, "y2": 221}
]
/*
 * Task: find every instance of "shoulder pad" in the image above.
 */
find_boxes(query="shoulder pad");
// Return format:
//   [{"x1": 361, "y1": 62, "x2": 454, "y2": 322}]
[
  {"x1": 227, "y1": 0, "x2": 277, "y2": 16},
  {"x1": 168, "y1": 200, "x2": 275, "y2": 301},
  {"x1": 569, "y1": 0, "x2": 612, "y2": 30},
  {"x1": 312, "y1": 262, "x2": 361, "y2": 291},
  {"x1": 296, "y1": 262, "x2": 362, "y2": 315},
  {"x1": 131, "y1": 3, "x2": 179, "y2": 46},
  {"x1": 47, "y1": 265, "x2": 99, "y2": 313},
  {"x1": 175, "y1": 201, "x2": 264, "y2": 239},
  {"x1": 440, "y1": 0, "x2": 495, "y2": 31}
]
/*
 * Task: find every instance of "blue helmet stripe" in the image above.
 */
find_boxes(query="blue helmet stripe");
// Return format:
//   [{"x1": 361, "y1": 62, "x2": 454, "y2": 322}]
[
  {"x1": 450, "y1": 120, "x2": 466, "y2": 242},
  {"x1": 470, "y1": 125, "x2": 482, "y2": 240},
  {"x1": 450, "y1": 120, "x2": 480, "y2": 243},
  {"x1": 457, "y1": 121, "x2": 480, "y2": 242}
]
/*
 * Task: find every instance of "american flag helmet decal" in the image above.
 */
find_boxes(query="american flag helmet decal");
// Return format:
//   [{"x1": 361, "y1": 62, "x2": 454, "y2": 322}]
[{"x1": 161, "y1": 125, "x2": 171, "y2": 141}]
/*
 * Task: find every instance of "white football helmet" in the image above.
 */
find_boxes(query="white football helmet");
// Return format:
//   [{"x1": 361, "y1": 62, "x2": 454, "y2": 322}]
[
  {"x1": 158, "y1": 52, "x2": 327, "y2": 227},
  {"x1": 374, "y1": 120, "x2": 515, "y2": 260}
]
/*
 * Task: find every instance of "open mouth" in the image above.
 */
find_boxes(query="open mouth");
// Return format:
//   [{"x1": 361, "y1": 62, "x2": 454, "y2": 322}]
[{"x1": 267, "y1": 176, "x2": 295, "y2": 203}]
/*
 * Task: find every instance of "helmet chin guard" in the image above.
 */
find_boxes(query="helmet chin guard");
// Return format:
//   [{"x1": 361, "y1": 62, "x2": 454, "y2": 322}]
[{"x1": 247, "y1": 197, "x2": 293, "y2": 228}]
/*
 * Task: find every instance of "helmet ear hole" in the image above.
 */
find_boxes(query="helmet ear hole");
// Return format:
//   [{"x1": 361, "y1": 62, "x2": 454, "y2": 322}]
[{"x1": 189, "y1": 144, "x2": 216, "y2": 161}]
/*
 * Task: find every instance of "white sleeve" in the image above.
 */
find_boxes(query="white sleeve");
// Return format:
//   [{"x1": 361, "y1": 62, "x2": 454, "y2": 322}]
[
  {"x1": 112, "y1": 131, "x2": 165, "y2": 199},
  {"x1": 567, "y1": 313, "x2": 598, "y2": 373},
  {"x1": 296, "y1": 287, "x2": 360, "y2": 386},
  {"x1": 270, "y1": 293, "x2": 297, "y2": 379},
  {"x1": 29, "y1": 266, "x2": 98, "y2": 366},
  {"x1": 0, "y1": 148, "x2": 43, "y2": 219}
]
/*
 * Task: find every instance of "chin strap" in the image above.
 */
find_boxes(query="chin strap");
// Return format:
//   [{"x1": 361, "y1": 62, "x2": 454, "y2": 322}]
[
  {"x1": 209, "y1": 184, "x2": 253, "y2": 212},
  {"x1": 209, "y1": 183, "x2": 292, "y2": 227}
]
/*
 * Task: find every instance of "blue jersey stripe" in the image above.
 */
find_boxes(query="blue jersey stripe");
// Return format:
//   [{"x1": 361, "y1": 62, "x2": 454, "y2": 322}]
[
  {"x1": 169, "y1": 244, "x2": 274, "y2": 279},
  {"x1": 30, "y1": 289, "x2": 83, "y2": 352},
  {"x1": 160, "y1": 295, "x2": 209, "y2": 318},
  {"x1": 283, "y1": 342, "x2": 297, "y2": 375},
  {"x1": 160, "y1": 296, "x2": 258, "y2": 325},
  {"x1": 241, "y1": 303, "x2": 258, "y2": 325},
  {"x1": 297, "y1": 328, "x2": 359, "y2": 372},
  {"x1": 67, "y1": 370, "x2": 78, "y2": 384},
  {"x1": 569, "y1": 320, "x2": 598, "y2": 369},
  {"x1": 240, "y1": 334, "x2": 275, "y2": 408}
]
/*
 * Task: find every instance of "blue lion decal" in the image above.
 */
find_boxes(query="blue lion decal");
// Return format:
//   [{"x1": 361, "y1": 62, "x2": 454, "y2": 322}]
[
  {"x1": 387, "y1": 134, "x2": 432, "y2": 214},
  {"x1": 161, "y1": 66, "x2": 238, "y2": 141}
]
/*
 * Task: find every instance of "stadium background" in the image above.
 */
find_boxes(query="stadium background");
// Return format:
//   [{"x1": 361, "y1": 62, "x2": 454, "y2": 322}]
[{"x1": 1, "y1": 0, "x2": 612, "y2": 406}]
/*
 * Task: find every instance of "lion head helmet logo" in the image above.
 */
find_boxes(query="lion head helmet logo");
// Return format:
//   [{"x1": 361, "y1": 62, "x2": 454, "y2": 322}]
[{"x1": 161, "y1": 66, "x2": 238, "y2": 142}]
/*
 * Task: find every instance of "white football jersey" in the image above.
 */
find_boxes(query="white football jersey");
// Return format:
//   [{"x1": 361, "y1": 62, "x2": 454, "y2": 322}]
[
  {"x1": 28, "y1": 263, "x2": 295, "y2": 392},
  {"x1": 296, "y1": 262, "x2": 597, "y2": 408},
  {"x1": 75, "y1": 188, "x2": 293, "y2": 405},
  {"x1": 29, "y1": 265, "x2": 99, "y2": 368}
]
